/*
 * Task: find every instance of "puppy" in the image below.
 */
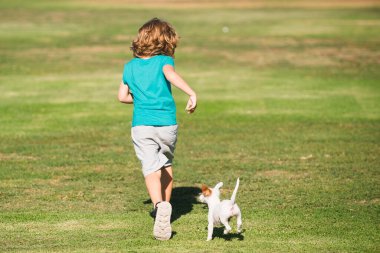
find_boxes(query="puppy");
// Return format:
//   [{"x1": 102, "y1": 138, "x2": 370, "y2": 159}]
[{"x1": 199, "y1": 178, "x2": 242, "y2": 241}]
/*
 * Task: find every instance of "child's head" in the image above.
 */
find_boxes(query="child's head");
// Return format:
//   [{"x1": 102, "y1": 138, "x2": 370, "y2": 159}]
[{"x1": 131, "y1": 18, "x2": 178, "y2": 58}]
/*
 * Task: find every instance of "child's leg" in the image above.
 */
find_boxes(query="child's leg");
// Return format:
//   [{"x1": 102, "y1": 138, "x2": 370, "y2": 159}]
[
  {"x1": 161, "y1": 166, "x2": 173, "y2": 202},
  {"x1": 145, "y1": 169, "x2": 163, "y2": 207}
]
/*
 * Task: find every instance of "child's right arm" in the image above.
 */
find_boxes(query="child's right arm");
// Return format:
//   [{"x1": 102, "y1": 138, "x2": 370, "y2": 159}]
[
  {"x1": 118, "y1": 81, "x2": 133, "y2": 104},
  {"x1": 163, "y1": 65, "x2": 197, "y2": 114}
]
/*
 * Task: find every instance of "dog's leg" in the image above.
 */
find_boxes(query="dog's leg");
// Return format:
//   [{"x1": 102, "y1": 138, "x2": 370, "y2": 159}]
[
  {"x1": 234, "y1": 204, "x2": 242, "y2": 233},
  {"x1": 207, "y1": 222, "x2": 213, "y2": 241},
  {"x1": 206, "y1": 213, "x2": 215, "y2": 241},
  {"x1": 220, "y1": 216, "x2": 232, "y2": 235}
]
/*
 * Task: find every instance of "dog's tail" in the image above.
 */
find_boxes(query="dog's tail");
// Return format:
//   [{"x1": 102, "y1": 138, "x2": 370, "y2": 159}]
[{"x1": 231, "y1": 178, "x2": 240, "y2": 203}]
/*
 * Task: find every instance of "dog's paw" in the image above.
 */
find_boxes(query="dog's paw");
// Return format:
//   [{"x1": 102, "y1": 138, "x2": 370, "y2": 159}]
[
  {"x1": 223, "y1": 229, "x2": 231, "y2": 235},
  {"x1": 206, "y1": 237, "x2": 212, "y2": 241}
]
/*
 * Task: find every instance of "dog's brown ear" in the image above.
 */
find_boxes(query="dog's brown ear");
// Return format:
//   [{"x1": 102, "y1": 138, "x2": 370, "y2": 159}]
[{"x1": 201, "y1": 184, "x2": 212, "y2": 197}]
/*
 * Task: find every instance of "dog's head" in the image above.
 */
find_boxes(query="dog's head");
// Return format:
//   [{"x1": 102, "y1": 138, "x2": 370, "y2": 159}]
[{"x1": 198, "y1": 182, "x2": 223, "y2": 204}]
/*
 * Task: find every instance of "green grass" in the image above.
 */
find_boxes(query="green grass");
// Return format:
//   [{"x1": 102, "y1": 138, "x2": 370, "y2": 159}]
[{"x1": 0, "y1": 0, "x2": 379, "y2": 252}]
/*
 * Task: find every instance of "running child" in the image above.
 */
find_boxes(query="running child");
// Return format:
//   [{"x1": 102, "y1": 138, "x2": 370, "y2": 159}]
[{"x1": 118, "y1": 17, "x2": 197, "y2": 240}]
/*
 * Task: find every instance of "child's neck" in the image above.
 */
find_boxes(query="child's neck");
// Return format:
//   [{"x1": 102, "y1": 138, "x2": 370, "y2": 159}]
[{"x1": 139, "y1": 55, "x2": 155, "y2": 59}]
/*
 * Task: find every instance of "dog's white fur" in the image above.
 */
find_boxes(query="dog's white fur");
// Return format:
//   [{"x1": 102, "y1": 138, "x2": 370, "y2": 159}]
[{"x1": 199, "y1": 178, "x2": 242, "y2": 241}]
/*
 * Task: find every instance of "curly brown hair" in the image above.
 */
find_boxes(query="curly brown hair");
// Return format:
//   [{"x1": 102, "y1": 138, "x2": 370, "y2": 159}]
[{"x1": 130, "y1": 18, "x2": 179, "y2": 58}]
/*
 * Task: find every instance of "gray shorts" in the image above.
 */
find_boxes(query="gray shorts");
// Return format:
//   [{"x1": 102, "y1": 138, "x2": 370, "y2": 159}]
[{"x1": 131, "y1": 125, "x2": 178, "y2": 177}]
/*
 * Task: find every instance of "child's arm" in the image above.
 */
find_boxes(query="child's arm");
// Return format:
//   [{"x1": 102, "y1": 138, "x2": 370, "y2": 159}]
[
  {"x1": 118, "y1": 81, "x2": 133, "y2": 104},
  {"x1": 163, "y1": 65, "x2": 197, "y2": 114}
]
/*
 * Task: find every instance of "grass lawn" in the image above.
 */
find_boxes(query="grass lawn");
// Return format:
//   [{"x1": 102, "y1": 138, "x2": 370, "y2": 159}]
[{"x1": 0, "y1": 0, "x2": 379, "y2": 252}]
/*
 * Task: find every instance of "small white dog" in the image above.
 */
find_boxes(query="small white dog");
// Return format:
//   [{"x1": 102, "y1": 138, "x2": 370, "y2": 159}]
[{"x1": 199, "y1": 178, "x2": 242, "y2": 241}]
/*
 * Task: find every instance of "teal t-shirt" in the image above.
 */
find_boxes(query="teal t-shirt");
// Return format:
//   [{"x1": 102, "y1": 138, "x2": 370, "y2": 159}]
[{"x1": 122, "y1": 55, "x2": 176, "y2": 127}]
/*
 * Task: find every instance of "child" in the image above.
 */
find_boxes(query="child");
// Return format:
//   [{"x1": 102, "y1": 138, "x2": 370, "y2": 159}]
[{"x1": 118, "y1": 18, "x2": 197, "y2": 240}]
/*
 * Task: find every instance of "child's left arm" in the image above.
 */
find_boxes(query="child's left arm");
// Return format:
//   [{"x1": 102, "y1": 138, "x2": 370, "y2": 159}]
[
  {"x1": 118, "y1": 81, "x2": 133, "y2": 104},
  {"x1": 163, "y1": 65, "x2": 197, "y2": 114}
]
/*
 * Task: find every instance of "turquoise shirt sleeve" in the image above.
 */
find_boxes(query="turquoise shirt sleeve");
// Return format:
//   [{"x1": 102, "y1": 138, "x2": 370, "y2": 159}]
[
  {"x1": 122, "y1": 63, "x2": 130, "y2": 85},
  {"x1": 162, "y1": 56, "x2": 175, "y2": 68}
]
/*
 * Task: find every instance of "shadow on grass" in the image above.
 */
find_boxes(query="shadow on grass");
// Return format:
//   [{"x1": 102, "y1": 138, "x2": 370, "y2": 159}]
[
  {"x1": 171, "y1": 186, "x2": 201, "y2": 222},
  {"x1": 144, "y1": 186, "x2": 201, "y2": 223},
  {"x1": 212, "y1": 227, "x2": 245, "y2": 241}
]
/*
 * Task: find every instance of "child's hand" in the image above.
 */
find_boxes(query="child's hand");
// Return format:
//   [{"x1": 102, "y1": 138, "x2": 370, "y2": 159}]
[{"x1": 186, "y1": 95, "x2": 197, "y2": 114}]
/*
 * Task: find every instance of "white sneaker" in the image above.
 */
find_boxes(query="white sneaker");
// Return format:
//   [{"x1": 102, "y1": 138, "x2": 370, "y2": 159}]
[{"x1": 153, "y1": 201, "x2": 172, "y2": 240}]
